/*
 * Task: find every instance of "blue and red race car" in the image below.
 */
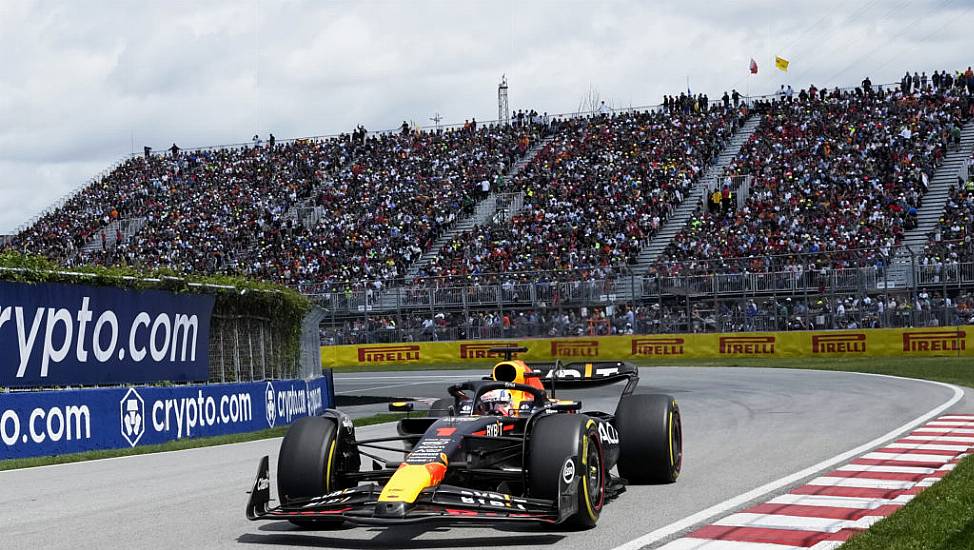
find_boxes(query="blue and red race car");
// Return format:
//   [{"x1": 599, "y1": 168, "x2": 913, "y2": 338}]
[{"x1": 246, "y1": 349, "x2": 682, "y2": 529}]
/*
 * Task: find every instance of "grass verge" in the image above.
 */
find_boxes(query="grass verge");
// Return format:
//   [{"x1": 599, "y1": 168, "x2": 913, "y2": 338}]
[
  {"x1": 840, "y1": 454, "x2": 974, "y2": 550},
  {"x1": 0, "y1": 411, "x2": 417, "y2": 472}
]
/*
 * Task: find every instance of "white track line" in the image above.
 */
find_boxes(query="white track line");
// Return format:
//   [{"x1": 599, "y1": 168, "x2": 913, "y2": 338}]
[
  {"x1": 835, "y1": 463, "x2": 936, "y2": 474},
  {"x1": 334, "y1": 381, "x2": 440, "y2": 394},
  {"x1": 806, "y1": 476, "x2": 916, "y2": 490},
  {"x1": 913, "y1": 427, "x2": 974, "y2": 434},
  {"x1": 927, "y1": 420, "x2": 974, "y2": 428},
  {"x1": 862, "y1": 451, "x2": 954, "y2": 463},
  {"x1": 610, "y1": 373, "x2": 963, "y2": 550},
  {"x1": 334, "y1": 375, "x2": 473, "y2": 381},
  {"x1": 887, "y1": 442, "x2": 970, "y2": 452},
  {"x1": 768, "y1": 493, "x2": 915, "y2": 508},
  {"x1": 901, "y1": 435, "x2": 974, "y2": 443},
  {"x1": 713, "y1": 512, "x2": 879, "y2": 533}
]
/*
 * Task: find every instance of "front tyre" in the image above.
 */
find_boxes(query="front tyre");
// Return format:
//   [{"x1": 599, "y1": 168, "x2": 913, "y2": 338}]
[
  {"x1": 277, "y1": 416, "x2": 349, "y2": 528},
  {"x1": 529, "y1": 414, "x2": 605, "y2": 529},
  {"x1": 615, "y1": 394, "x2": 682, "y2": 484}
]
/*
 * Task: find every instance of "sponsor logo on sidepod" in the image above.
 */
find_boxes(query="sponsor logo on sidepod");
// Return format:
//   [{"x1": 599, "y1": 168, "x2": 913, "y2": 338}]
[
  {"x1": 562, "y1": 458, "x2": 575, "y2": 483},
  {"x1": 598, "y1": 422, "x2": 620, "y2": 445},
  {"x1": 551, "y1": 341, "x2": 599, "y2": 357},
  {"x1": 902, "y1": 330, "x2": 966, "y2": 352},
  {"x1": 357, "y1": 345, "x2": 421, "y2": 363},
  {"x1": 811, "y1": 333, "x2": 866, "y2": 353},
  {"x1": 631, "y1": 337, "x2": 685, "y2": 356},
  {"x1": 120, "y1": 388, "x2": 146, "y2": 447}
]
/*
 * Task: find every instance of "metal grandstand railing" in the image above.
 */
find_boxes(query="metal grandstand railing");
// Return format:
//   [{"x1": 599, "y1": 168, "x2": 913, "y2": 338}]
[{"x1": 312, "y1": 242, "x2": 974, "y2": 341}]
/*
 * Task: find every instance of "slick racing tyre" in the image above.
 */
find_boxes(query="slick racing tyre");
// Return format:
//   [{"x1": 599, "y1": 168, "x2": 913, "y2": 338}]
[
  {"x1": 529, "y1": 414, "x2": 605, "y2": 529},
  {"x1": 277, "y1": 416, "x2": 352, "y2": 528},
  {"x1": 428, "y1": 397, "x2": 455, "y2": 417},
  {"x1": 615, "y1": 394, "x2": 682, "y2": 484}
]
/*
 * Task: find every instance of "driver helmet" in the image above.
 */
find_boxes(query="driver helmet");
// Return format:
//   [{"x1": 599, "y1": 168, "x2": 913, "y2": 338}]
[{"x1": 478, "y1": 389, "x2": 514, "y2": 416}]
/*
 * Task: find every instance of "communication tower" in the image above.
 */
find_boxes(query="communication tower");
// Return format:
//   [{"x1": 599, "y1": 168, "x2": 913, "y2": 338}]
[{"x1": 498, "y1": 75, "x2": 510, "y2": 125}]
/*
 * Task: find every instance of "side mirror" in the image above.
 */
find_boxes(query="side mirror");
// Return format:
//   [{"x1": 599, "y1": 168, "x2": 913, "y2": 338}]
[
  {"x1": 550, "y1": 401, "x2": 582, "y2": 412},
  {"x1": 388, "y1": 401, "x2": 415, "y2": 412}
]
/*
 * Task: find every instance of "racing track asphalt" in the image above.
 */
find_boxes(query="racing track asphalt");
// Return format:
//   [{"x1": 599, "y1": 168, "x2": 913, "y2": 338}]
[{"x1": 3, "y1": 367, "x2": 972, "y2": 550}]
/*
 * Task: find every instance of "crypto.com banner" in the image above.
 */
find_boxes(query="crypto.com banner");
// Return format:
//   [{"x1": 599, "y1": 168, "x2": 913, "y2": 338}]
[
  {"x1": 0, "y1": 378, "x2": 332, "y2": 459},
  {"x1": 0, "y1": 280, "x2": 214, "y2": 387}
]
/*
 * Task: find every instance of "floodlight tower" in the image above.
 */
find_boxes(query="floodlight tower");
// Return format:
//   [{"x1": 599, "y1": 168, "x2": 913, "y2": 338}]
[{"x1": 498, "y1": 75, "x2": 510, "y2": 126}]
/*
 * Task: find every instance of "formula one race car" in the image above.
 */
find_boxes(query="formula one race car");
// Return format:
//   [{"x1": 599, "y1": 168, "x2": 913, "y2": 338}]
[{"x1": 245, "y1": 348, "x2": 682, "y2": 529}]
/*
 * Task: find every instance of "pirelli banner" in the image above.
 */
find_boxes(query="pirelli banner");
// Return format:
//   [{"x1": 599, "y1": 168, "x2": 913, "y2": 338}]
[{"x1": 321, "y1": 327, "x2": 972, "y2": 368}]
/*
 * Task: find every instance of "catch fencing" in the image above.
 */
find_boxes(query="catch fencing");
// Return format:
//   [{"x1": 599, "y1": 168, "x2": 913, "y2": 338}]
[{"x1": 313, "y1": 245, "x2": 974, "y2": 345}]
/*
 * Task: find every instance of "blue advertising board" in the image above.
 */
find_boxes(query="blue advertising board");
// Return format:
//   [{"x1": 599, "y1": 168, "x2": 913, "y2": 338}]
[
  {"x1": 0, "y1": 377, "x2": 332, "y2": 459},
  {"x1": 0, "y1": 280, "x2": 214, "y2": 387}
]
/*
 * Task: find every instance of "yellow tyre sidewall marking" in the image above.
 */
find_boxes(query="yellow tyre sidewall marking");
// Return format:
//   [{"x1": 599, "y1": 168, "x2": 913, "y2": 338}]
[
  {"x1": 582, "y1": 419, "x2": 598, "y2": 521},
  {"x1": 325, "y1": 439, "x2": 337, "y2": 493},
  {"x1": 668, "y1": 405, "x2": 680, "y2": 480}
]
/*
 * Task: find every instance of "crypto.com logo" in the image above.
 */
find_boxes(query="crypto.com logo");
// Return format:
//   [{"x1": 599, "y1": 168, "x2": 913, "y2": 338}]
[
  {"x1": 265, "y1": 382, "x2": 276, "y2": 428},
  {"x1": 120, "y1": 388, "x2": 146, "y2": 447}
]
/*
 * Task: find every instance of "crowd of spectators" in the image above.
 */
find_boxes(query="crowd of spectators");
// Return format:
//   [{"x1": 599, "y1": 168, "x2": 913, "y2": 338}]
[
  {"x1": 921, "y1": 180, "x2": 974, "y2": 269},
  {"x1": 8, "y1": 70, "x2": 974, "y2": 309},
  {"x1": 84, "y1": 140, "x2": 347, "y2": 273},
  {"x1": 7, "y1": 123, "x2": 539, "y2": 287},
  {"x1": 655, "y1": 78, "x2": 972, "y2": 277},
  {"x1": 414, "y1": 104, "x2": 745, "y2": 286},
  {"x1": 243, "y1": 123, "x2": 538, "y2": 287}
]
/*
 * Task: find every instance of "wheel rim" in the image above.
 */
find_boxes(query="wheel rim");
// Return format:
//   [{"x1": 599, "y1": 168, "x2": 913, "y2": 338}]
[{"x1": 585, "y1": 434, "x2": 604, "y2": 511}]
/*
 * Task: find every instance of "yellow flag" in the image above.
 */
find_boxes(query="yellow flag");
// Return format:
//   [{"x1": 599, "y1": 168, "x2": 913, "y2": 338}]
[{"x1": 775, "y1": 56, "x2": 790, "y2": 72}]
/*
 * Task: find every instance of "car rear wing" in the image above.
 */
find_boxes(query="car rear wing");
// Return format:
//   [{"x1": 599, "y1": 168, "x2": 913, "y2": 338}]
[
  {"x1": 485, "y1": 347, "x2": 639, "y2": 397},
  {"x1": 531, "y1": 361, "x2": 639, "y2": 397}
]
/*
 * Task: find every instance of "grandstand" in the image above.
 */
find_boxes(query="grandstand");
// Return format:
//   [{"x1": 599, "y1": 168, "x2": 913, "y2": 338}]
[{"x1": 4, "y1": 70, "x2": 974, "y2": 344}]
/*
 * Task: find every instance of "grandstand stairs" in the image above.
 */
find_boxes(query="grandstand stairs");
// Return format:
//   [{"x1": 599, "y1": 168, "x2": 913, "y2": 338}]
[
  {"x1": 79, "y1": 217, "x2": 147, "y2": 256},
  {"x1": 629, "y1": 114, "x2": 762, "y2": 278},
  {"x1": 358, "y1": 137, "x2": 552, "y2": 312},
  {"x1": 885, "y1": 119, "x2": 974, "y2": 288},
  {"x1": 400, "y1": 136, "x2": 554, "y2": 281}
]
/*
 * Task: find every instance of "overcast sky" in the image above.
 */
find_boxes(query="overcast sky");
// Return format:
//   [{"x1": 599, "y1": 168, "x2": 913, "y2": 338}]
[{"x1": 1, "y1": 0, "x2": 972, "y2": 233}]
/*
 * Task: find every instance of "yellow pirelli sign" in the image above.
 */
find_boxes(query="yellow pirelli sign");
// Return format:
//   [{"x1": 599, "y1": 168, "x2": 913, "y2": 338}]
[{"x1": 321, "y1": 327, "x2": 972, "y2": 368}]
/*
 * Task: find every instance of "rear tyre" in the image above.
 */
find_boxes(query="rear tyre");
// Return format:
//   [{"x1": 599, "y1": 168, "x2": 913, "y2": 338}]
[
  {"x1": 529, "y1": 414, "x2": 605, "y2": 529},
  {"x1": 277, "y1": 416, "x2": 349, "y2": 529},
  {"x1": 615, "y1": 394, "x2": 682, "y2": 484},
  {"x1": 429, "y1": 397, "x2": 455, "y2": 417}
]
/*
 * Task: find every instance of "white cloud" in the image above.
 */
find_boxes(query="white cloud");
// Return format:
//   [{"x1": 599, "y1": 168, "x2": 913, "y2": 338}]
[{"x1": 1, "y1": 0, "x2": 971, "y2": 232}]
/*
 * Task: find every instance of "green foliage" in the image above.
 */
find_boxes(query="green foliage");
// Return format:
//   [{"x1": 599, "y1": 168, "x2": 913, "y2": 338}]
[
  {"x1": 841, "y1": 454, "x2": 974, "y2": 550},
  {"x1": 0, "y1": 250, "x2": 311, "y2": 366}
]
